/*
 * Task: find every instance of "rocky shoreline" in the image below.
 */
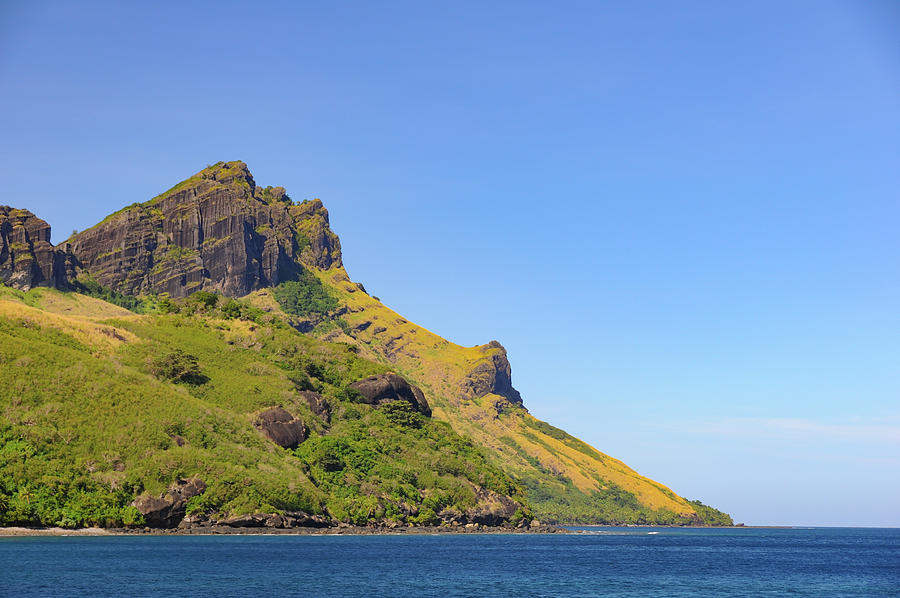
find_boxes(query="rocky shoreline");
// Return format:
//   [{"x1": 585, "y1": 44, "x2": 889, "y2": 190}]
[{"x1": 0, "y1": 523, "x2": 567, "y2": 537}]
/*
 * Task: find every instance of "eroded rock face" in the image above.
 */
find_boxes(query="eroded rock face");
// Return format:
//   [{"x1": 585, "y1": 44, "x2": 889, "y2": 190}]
[
  {"x1": 1, "y1": 163, "x2": 343, "y2": 297},
  {"x1": 65, "y1": 161, "x2": 342, "y2": 298},
  {"x1": 299, "y1": 390, "x2": 331, "y2": 422},
  {"x1": 254, "y1": 407, "x2": 308, "y2": 449},
  {"x1": 436, "y1": 486, "x2": 523, "y2": 526},
  {"x1": 133, "y1": 477, "x2": 206, "y2": 528},
  {"x1": 459, "y1": 341, "x2": 523, "y2": 406},
  {"x1": 219, "y1": 511, "x2": 330, "y2": 529},
  {"x1": 0, "y1": 206, "x2": 68, "y2": 290},
  {"x1": 349, "y1": 373, "x2": 432, "y2": 416}
]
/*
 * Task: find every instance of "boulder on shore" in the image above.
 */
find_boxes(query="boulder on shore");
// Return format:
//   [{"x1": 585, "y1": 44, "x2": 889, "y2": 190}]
[{"x1": 133, "y1": 477, "x2": 206, "y2": 528}]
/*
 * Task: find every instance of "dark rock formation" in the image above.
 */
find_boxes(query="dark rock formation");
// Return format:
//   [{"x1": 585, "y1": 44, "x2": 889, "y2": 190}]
[
  {"x1": 467, "y1": 487, "x2": 522, "y2": 526},
  {"x1": 290, "y1": 198, "x2": 342, "y2": 269},
  {"x1": 437, "y1": 486, "x2": 522, "y2": 526},
  {"x1": 254, "y1": 407, "x2": 308, "y2": 449},
  {"x1": 54, "y1": 161, "x2": 342, "y2": 298},
  {"x1": 0, "y1": 207, "x2": 68, "y2": 290},
  {"x1": 460, "y1": 341, "x2": 523, "y2": 406},
  {"x1": 219, "y1": 511, "x2": 330, "y2": 529},
  {"x1": 1, "y1": 163, "x2": 343, "y2": 297},
  {"x1": 349, "y1": 373, "x2": 432, "y2": 416},
  {"x1": 132, "y1": 477, "x2": 206, "y2": 528},
  {"x1": 299, "y1": 390, "x2": 331, "y2": 422}
]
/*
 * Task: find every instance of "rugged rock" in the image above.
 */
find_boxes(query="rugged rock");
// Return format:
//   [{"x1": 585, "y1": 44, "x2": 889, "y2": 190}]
[
  {"x1": 0, "y1": 206, "x2": 68, "y2": 290},
  {"x1": 349, "y1": 373, "x2": 432, "y2": 416},
  {"x1": 289, "y1": 198, "x2": 342, "y2": 269},
  {"x1": 466, "y1": 486, "x2": 522, "y2": 526},
  {"x1": 254, "y1": 407, "x2": 308, "y2": 449},
  {"x1": 436, "y1": 486, "x2": 523, "y2": 526},
  {"x1": 219, "y1": 511, "x2": 330, "y2": 528},
  {"x1": 459, "y1": 341, "x2": 523, "y2": 406},
  {"x1": 299, "y1": 390, "x2": 331, "y2": 422},
  {"x1": 132, "y1": 477, "x2": 206, "y2": 528},
  {"x1": 63, "y1": 161, "x2": 341, "y2": 298}
]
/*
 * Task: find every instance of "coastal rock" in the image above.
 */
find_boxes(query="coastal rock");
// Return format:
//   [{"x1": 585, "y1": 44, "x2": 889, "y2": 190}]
[
  {"x1": 219, "y1": 514, "x2": 268, "y2": 528},
  {"x1": 133, "y1": 477, "x2": 206, "y2": 528},
  {"x1": 349, "y1": 373, "x2": 432, "y2": 416},
  {"x1": 254, "y1": 407, "x2": 308, "y2": 449},
  {"x1": 466, "y1": 487, "x2": 521, "y2": 526},
  {"x1": 219, "y1": 511, "x2": 330, "y2": 528}
]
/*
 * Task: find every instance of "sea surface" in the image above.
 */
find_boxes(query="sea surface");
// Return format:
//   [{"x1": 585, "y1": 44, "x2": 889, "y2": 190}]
[{"x1": 2, "y1": 527, "x2": 898, "y2": 597}]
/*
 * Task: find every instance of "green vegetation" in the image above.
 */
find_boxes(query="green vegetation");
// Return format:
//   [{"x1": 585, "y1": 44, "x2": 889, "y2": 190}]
[
  {"x1": 72, "y1": 278, "x2": 153, "y2": 313},
  {"x1": 295, "y1": 401, "x2": 525, "y2": 525},
  {"x1": 273, "y1": 270, "x2": 338, "y2": 317},
  {"x1": 148, "y1": 349, "x2": 206, "y2": 384},
  {"x1": 0, "y1": 288, "x2": 525, "y2": 528},
  {"x1": 687, "y1": 500, "x2": 734, "y2": 526}
]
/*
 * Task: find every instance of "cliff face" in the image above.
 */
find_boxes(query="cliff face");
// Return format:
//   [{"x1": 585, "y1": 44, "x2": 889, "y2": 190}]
[
  {"x1": 0, "y1": 207, "x2": 67, "y2": 291},
  {"x1": 66, "y1": 161, "x2": 341, "y2": 298}
]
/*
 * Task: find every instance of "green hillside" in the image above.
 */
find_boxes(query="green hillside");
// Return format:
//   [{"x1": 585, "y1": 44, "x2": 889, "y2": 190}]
[
  {"x1": 0, "y1": 286, "x2": 529, "y2": 528},
  {"x1": 0, "y1": 161, "x2": 731, "y2": 528}
]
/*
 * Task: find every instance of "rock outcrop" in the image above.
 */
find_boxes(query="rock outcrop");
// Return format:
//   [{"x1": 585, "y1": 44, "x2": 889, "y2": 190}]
[
  {"x1": 460, "y1": 341, "x2": 523, "y2": 406},
  {"x1": 132, "y1": 477, "x2": 206, "y2": 528},
  {"x1": 299, "y1": 390, "x2": 331, "y2": 422},
  {"x1": 436, "y1": 486, "x2": 522, "y2": 526},
  {"x1": 349, "y1": 373, "x2": 432, "y2": 416},
  {"x1": 0, "y1": 207, "x2": 68, "y2": 290},
  {"x1": 218, "y1": 511, "x2": 330, "y2": 529},
  {"x1": 66, "y1": 161, "x2": 341, "y2": 298},
  {"x1": 254, "y1": 407, "x2": 308, "y2": 449},
  {"x1": 0, "y1": 162, "x2": 343, "y2": 297}
]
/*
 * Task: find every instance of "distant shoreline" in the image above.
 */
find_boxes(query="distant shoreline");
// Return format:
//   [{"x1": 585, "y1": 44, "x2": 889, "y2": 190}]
[{"x1": 0, "y1": 524, "x2": 787, "y2": 537}]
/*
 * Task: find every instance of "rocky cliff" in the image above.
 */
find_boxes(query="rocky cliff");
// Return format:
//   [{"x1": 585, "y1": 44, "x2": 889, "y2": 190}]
[
  {"x1": 66, "y1": 161, "x2": 341, "y2": 298},
  {"x1": 0, "y1": 207, "x2": 67, "y2": 291},
  {"x1": 0, "y1": 162, "x2": 341, "y2": 298}
]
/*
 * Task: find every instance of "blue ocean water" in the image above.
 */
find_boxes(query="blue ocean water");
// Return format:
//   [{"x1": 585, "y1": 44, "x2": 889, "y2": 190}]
[{"x1": 1, "y1": 527, "x2": 898, "y2": 597}]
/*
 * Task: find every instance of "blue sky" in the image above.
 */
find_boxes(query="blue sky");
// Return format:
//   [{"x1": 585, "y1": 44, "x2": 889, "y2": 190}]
[{"x1": 2, "y1": 1, "x2": 898, "y2": 526}]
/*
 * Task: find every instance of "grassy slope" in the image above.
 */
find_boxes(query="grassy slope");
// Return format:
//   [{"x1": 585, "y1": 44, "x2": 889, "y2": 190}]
[
  {"x1": 288, "y1": 267, "x2": 730, "y2": 524},
  {"x1": 0, "y1": 286, "x2": 528, "y2": 528}
]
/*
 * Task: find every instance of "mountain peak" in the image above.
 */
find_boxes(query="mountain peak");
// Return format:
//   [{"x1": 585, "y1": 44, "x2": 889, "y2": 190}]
[{"x1": 0, "y1": 163, "x2": 342, "y2": 298}]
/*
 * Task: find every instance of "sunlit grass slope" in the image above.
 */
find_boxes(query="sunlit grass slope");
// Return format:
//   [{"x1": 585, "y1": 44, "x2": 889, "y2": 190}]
[
  {"x1": 290, "y1": 267, "x2": 730, "y2": 524},
  {"x1": 0, "y1": 287, "x2": 528, "y2": 528}
]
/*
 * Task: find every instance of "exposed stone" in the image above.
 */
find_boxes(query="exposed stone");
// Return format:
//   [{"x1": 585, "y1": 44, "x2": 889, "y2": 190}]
[
  {"x1": 299, "y1": 390, "x2": 331, "y2": 422},
  {"x1": 349, "y1": 373, "x2": 431, "y2": 416},
  {"x1": 460, "y1": 341, "x2": 523, "y2": 406},
  {"x1": 0, "y1": 206, "x2": 68, "y2": 290},
  {"x1": 254, "y1": 407, "x2": 308, "y2": 449},
  {"x1": 63, "y1": 161, "x2": 341, "y2": 298},
  {"x1": 219, "y1": 513, "x2": 268, "y2": 528},
  {"x1": 132, "y1": 477, "x2": 206, "y2": 528},
  {"x1": 466, "y1": 487, "x2": 521, "y2": 526},
  {"x1": 219, "y1": 511, "x2": 330, "y2": 528}
]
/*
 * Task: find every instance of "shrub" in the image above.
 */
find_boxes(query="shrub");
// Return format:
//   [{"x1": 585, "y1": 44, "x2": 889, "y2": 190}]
[
  {"x1": 273, "y1": 270, "x2": 338, "y2": 317},
  {"x1": 148, "y1": 349, "x2": 206, "y2": 384}
]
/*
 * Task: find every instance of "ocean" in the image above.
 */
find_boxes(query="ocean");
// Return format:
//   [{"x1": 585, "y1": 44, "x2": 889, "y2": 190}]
[{"x1": 2, "y1": 527, "x2": 898, "y2": 597}]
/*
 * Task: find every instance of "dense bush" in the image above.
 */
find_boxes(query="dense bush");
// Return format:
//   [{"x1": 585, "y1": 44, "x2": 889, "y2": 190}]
[
  {"x1": 273, "y1": 270, "x2": 338, "y2": 317},
  {"x1": 148, "y1": 349, "x2": 205, "y2": 384}
]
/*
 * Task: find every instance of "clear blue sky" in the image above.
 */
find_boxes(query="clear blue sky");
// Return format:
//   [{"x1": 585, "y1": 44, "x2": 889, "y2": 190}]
[{"x1": 2, "y1": 1, "x2": 898, "y2": 526}]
